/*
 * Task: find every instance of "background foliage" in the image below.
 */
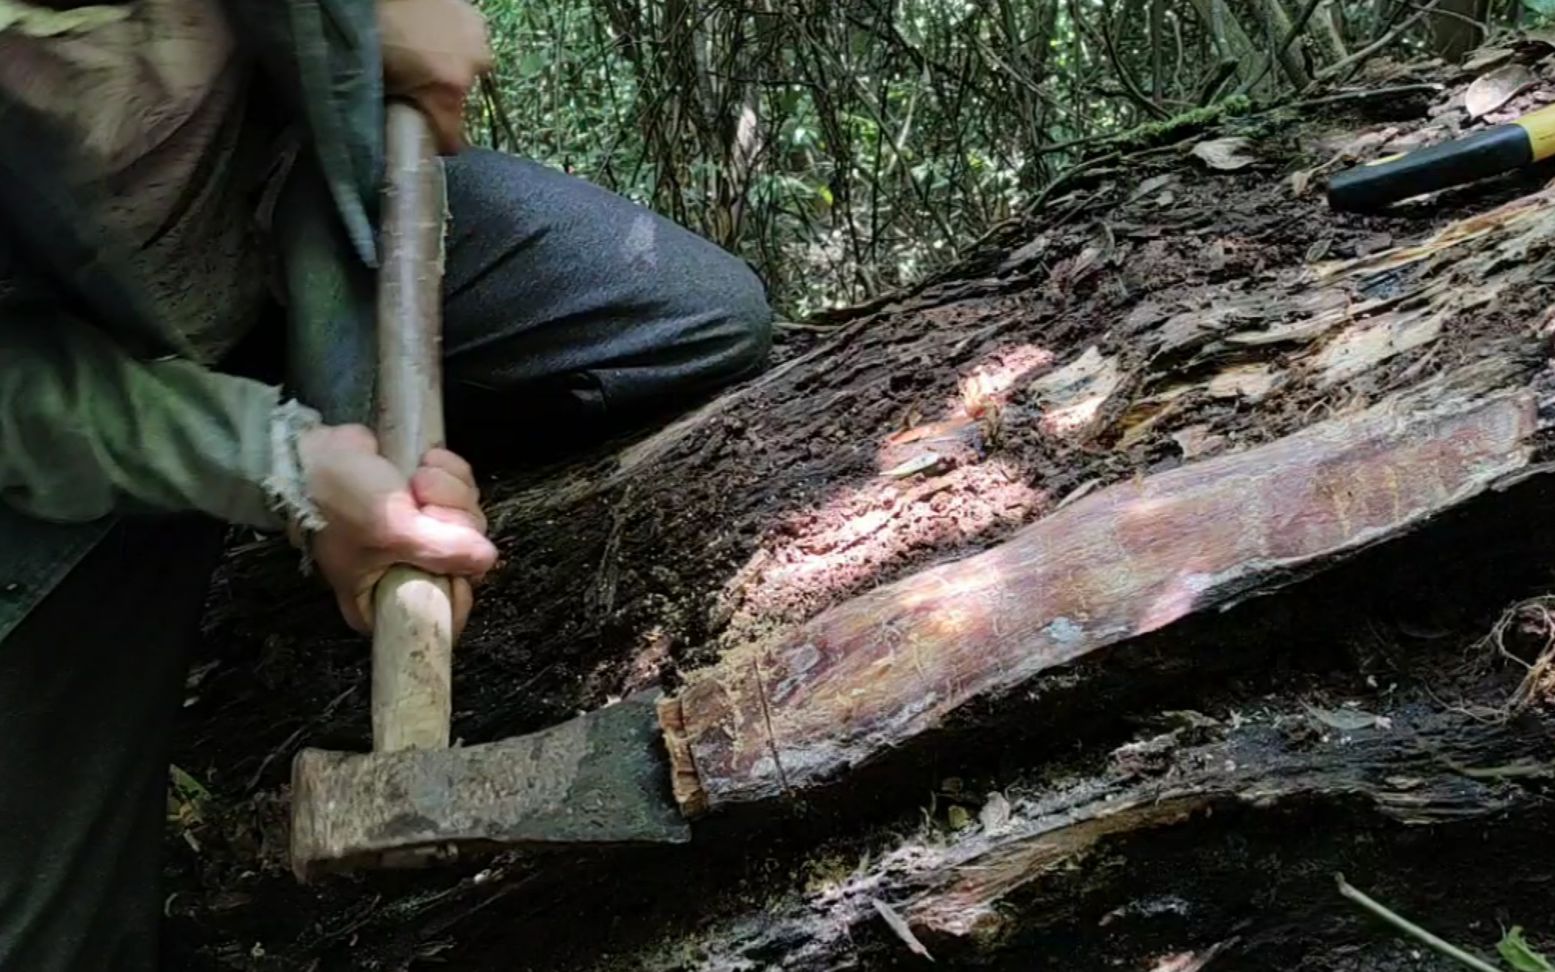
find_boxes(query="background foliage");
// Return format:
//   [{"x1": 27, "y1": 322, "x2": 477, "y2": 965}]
[{"x1": 472, "y1": 0, "x2": 1547, "y2": 317}]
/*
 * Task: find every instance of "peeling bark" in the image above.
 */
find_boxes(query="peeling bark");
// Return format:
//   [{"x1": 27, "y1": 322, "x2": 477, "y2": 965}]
[{"x1": 638, "y1": 691, "x2": 1555, "y2": 971}]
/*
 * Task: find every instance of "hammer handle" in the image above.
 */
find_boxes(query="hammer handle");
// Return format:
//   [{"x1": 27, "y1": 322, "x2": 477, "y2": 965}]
[{"x1": 371, "y1": 102, "x2": 453, "y2": 753}]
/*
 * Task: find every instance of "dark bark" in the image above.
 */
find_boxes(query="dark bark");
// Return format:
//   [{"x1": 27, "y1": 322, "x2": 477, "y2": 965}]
[{"x1": 637, "y1": 688, "x2": 1555, "y2": 971}]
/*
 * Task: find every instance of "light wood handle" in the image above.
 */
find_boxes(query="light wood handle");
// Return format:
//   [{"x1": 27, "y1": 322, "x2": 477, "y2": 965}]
[{"x1": 371, "y1": 102, "x2": 452, "y2": 753}]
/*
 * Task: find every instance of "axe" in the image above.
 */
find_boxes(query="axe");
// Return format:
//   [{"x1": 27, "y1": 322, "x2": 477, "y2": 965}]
[{"x1": 288, "y1": 104, "x2": 690, "y2": 880}]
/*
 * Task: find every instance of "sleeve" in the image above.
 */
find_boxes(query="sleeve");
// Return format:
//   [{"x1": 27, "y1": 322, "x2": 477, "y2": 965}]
[{"x1": 0, "y1": 310, "x2": 321, "y2": 530}]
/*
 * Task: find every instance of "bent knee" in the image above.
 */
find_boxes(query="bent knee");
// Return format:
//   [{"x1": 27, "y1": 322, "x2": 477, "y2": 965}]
[{"x1": 716, "y1": 259, "x2": 774, "y2": 379}]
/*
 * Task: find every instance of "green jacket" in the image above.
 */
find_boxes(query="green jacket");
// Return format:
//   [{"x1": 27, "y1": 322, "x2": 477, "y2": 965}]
[{"x1": 0, "y1": 0, "x2": 384, "y2": 642}]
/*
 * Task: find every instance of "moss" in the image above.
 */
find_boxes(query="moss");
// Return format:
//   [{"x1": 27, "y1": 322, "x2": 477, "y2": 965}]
[{"x1": 1110, "y1": 95, "x2": 1255, "y2": 152}]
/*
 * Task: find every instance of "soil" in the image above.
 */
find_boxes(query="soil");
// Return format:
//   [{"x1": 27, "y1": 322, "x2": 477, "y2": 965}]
[{"x1": 167, "y1": 52, "x2": 1555, "y2": 969}]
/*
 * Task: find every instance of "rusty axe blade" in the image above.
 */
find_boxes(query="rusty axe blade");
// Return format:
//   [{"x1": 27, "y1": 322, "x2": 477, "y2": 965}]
[{"x1": 289, "y1": 693, "x2": 690, "y2": 880}]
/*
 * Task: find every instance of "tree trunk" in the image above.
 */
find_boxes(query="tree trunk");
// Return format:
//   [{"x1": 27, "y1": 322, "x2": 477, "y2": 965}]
[
  {"x1": 1249, "y1": 0, "x2": 1313, "y2": 87},
  {"x1": 170, "y1": 59, "x2": 1555, "y2": 970},
  {"x1": 1185, "y1": 0, "x2": 1263, "y2": 86}
]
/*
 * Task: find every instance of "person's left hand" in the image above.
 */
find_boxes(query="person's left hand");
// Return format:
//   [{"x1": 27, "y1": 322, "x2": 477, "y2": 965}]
[
  {"x1": 294, "y1": 424, "x2": 496, "y2": 639},
  {"x1": 378, "y1": 0, "x2": 493, "y2": 152}
]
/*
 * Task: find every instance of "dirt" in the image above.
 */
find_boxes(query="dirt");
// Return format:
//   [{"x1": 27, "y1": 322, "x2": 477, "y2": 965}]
[{"x1": 169, "y1": 54, "x2": 1555, "y2": 969}]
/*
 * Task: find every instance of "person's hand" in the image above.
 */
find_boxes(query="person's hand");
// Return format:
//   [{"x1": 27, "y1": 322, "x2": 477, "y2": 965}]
[
  {"x1": 378, "y1": 0, "x2": 493, "y2": 153},
  {"x1": 295, "y1": 424, "x2": 497, "y2": 638}
]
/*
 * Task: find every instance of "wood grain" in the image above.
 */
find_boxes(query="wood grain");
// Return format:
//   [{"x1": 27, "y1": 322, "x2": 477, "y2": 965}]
[
  {"x1": 664, "y1": 373, "x2": 1538, "y2": 813},
  {"x1": 371, "y1": 102, "x2": 452, "y2": 753}
]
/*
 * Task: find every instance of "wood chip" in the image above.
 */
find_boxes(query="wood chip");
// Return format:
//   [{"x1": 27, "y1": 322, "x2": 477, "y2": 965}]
[
  {"x1": 1206, "y1": 363, "x2": 1277, "y2": 402},
  {"x1": 882, "y1": 452, "x2": 949, "y2": 479},
  {"x1": 1191, "y1": 136, "x2": 1255, "y2": 171},
  {"x1": 1465, "y1": 63, "x2": 1534, "y2": 118},
  {"x1": 1172, "y1": 424, "x2": 1227, "y2": 460},
  {"x1": 871, "y1": 899, "x2": 935, "y2": 961}
]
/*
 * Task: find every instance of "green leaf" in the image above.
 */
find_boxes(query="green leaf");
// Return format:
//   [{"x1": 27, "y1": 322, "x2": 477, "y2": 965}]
[
  {"x1": 1499, "y1": 927, "x2": 1555, "y2": 972},
  {"x1": 1524, "y1": 0, "x2": 1555, "y2": 17}
]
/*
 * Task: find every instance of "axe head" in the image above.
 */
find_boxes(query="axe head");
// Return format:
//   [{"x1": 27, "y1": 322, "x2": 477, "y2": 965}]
[{"x1": 289, "y1": 694, "x2": 691, "y2": 880}]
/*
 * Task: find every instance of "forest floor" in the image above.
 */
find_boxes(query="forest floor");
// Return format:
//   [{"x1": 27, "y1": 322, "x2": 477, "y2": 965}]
[{"x1": 168, "y1": 47, "x2": 1555, "y2": 971}]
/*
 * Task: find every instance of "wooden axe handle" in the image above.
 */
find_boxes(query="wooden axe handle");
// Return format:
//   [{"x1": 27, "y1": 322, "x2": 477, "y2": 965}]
[{"x1": 372, "y1": 102, "x2": 452, "y2": 753}]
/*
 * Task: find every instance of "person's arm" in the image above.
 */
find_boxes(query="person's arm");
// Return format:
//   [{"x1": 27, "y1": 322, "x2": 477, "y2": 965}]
[
  {"x1": 0, "y1": 309, "x2": 302, "y2": 528},
  {"x1": 0, "y1": 313, "x2": 497, "y2": 635}
]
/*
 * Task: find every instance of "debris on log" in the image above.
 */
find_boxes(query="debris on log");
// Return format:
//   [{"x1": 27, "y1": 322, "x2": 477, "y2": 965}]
[
  {"x1": 636, "y1": 685, "x2": 1555, "y2": 972},
  {"x1": 171, "y1": 51, "x2": 1555, "y2": 970}
]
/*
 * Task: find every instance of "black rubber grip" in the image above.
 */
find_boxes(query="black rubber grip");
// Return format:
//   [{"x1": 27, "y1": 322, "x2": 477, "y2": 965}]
[{"x1": 1326, "y1": 124, "x2": 1531, "y2": 211}]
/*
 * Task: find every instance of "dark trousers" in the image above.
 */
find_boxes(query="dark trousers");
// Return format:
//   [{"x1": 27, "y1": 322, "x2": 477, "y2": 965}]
[{"x1": 0, "y1": 149, "x2": 772, "y2": 971}]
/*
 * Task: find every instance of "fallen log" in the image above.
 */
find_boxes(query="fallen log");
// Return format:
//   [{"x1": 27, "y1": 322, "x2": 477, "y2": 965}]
[
  {"x1": 173, "y1": 55, "x2": 1555, "y2": 969},
  {"x1": 636, "y1": 683, "x2": 1555, "y2": 971}
]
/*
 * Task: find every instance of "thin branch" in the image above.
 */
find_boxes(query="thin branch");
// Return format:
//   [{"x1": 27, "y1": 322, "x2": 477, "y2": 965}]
[
  {"x1": 479, "y1": 75, "x2": 522, "y2": 153},
  {"x1": 1072, "y1": 0, "x2": 1170, "y2": 120},
  {"x1": 1316, "y1": 0, "x2": 1446, "y2": 82},
  {"x1": 1335, "y1": 874, "x2": 1503, "y2": 972}
]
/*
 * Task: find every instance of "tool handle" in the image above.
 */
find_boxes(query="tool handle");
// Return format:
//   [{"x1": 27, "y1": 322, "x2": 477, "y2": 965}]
[
  {"x1": 372, "y1": 102, "x2": 453, "y2": 753},
  {"x1": 1326, "y1": 124, "x2": 1531, "y2": 212}
]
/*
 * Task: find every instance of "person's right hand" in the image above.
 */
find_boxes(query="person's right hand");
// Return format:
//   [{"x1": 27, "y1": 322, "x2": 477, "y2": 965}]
[
  {"x1": 378, "y1": 0, "x2": 493, "y2": 152},
  {"x1": 295, "y1": 424, "x2": 497, "y2": 638}
]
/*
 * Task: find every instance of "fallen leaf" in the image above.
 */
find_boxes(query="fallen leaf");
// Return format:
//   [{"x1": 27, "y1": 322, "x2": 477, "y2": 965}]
[
  {"x1": 1129, "y1": 172, "x2": 1177, "y2": 201},
  {"x1": 946, "y1": 805, "x2": 971, "y2": 830},
  {"x1": 1304, "y1": 704, "x2": 1386, "y2": 732},
  {"x1": 979, "y1": 791, "x2": 1012, "y2": 833},
  {"x1": 1289, "y1": 168, "x2": 1313, "y2": 197},
  {"x1": 1462, "y1": 46, "x2": 1515, "y2": 73},
  {"x1": 871, "y1": 899, "x2": 935, "y2": 961},
  {"x1": 1465, "y1": 63, "x2": 1535, "y2": 118},
  {"x1": 1499, "y1": 926, "x2": 1555, "y2": 972},
  {"x1": 1191, "y1": 136, "x2": 1255, "y2": 171}
]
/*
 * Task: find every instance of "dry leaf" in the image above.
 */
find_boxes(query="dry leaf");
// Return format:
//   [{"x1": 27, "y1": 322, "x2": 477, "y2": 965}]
[
  {"x1": 978, "y1": 791, "x2": 1012, "y2": 833},
  {"x1": 1465, "y1": 63, "x2": 1534, "y2": 118},
  {"x1": 1191, "y1": 136, "x2": 1255, "y2": 171},
  {"x1": 1129, "y1": 172, "x2": 1176, "y2": 201},
  {"x1": 1289, "y1": 168, "x2": 1313, "y2": 197},
  {"x1": 871, "y1": 899, "x2": 935, "y2": 961},
  {"x1": 1304, "y1": 704, "x2": 1387, "y2": 732},
  {"x1": 1462, "y1": 46, "x2": 1515, "y2": 73}
]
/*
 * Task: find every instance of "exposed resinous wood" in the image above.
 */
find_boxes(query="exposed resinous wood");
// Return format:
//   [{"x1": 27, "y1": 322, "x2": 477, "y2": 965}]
[{"x1": 662, "y1": 363, "x2": 1543, "y2": 814}]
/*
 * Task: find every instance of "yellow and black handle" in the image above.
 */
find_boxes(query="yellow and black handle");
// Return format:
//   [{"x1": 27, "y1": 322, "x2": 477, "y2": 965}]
[{"x1": 1327, "y1": 103, "x2": 1555, "y2": 211}]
